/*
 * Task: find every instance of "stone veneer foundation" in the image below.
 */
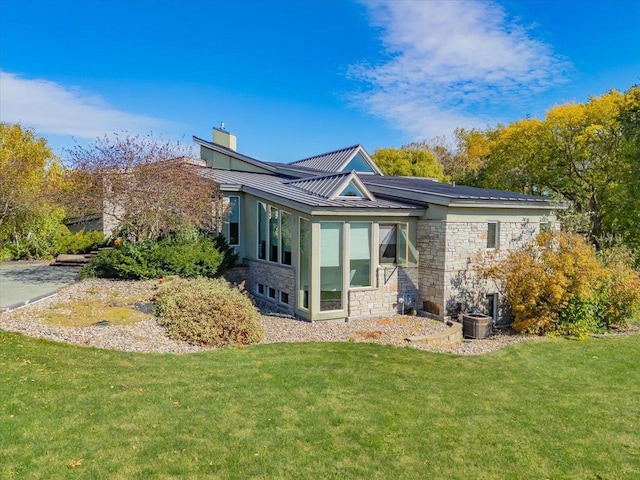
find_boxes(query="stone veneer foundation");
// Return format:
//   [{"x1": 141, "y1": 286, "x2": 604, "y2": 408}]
[
  {"x1": 247, "y1": 260, "x2": 296, "y2": 315},
  {"x1": 348, "y1": 266, "x2": 420, "y2": 319}
]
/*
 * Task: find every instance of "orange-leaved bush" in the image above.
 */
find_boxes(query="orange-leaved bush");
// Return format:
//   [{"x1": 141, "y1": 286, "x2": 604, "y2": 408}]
[{"x1": 480, "y1": 231, "x2": 640, "y2": 335}]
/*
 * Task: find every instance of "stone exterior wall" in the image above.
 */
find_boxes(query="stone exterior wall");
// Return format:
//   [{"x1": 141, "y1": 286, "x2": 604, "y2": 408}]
[
  {"x1": 223, "y1": 266, "x2": 250, "y2": 287},
  {"x1": 419, "y1": 219, "x2": 540, "y2": 322},
  {"x1": 247, "y1": 260, "x2": 296, "y2": 314},
  {"x1": 348, "y1": 266, "x2": 419, "y2": 319},
  {"x1": 417, "y1": 220, "x2": 446, "y2": 316}
]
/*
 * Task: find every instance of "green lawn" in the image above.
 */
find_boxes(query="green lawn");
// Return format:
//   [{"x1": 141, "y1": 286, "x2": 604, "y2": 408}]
[{"x1": 1, "y1": 332, "x2": 639, "y2": 479}]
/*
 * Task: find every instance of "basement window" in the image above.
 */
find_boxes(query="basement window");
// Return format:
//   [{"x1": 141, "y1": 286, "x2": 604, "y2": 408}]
[{"x1": 280, "y1": 292, "x2": 289, "y2": 305}]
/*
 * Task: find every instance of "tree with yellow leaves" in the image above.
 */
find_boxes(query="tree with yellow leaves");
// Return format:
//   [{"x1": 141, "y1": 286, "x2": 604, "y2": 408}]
[
  {"x1": 0, "y1": 123, "x2": 70, "y2": 258},
  {"x1": 480, "y1": 231, "x2": 640, "y2": 336}
]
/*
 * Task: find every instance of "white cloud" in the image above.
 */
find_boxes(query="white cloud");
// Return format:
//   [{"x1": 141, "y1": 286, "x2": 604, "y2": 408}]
[
  {"x1": 350, "y1": 0, "x2": 572, "y2": 140},
  {"x1": 0, "y1": 71, "x2": 172, "y2": 139}
]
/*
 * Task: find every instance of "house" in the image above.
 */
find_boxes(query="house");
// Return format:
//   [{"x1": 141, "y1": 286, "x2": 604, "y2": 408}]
[{"x1": 194, "y1": 126, "x2": 560, "y2": 324}]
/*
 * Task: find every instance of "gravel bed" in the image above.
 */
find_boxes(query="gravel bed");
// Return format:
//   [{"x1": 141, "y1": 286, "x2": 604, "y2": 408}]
[{"x1": 1, "y1": 278, "x2": 539, "y2": 355}]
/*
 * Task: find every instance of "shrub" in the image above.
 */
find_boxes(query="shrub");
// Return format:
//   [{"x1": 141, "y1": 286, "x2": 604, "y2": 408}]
[
  {"x1": 211, "y1": 233, "x2": 239, "y2": 274},
  {"x1": 154, "y1": 277, "x2": 264, "y2": 347},
  {"x1": 1, "y1": 209, "x2": 69, "y2": 260},
  {"x1": 597, "y1": 245, "x2": 640, "y2": 327},
  {"x1": 81, "y1": 233, "x2": 223, "y2": 280},
  {"x1": 57, "y1": 230, "x2": 106, "y2": 254},
  {"x1": 481, "y1": 231, "x2": 640, "y2": 336}
]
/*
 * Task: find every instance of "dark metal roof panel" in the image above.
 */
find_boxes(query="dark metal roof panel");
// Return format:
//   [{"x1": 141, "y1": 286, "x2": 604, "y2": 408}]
[
  {"x1": 201, "y1": 169, "x2": 417, "y2": 210},
  {"x1": 285, "y1": 172, "x2": 351, "y2": 198},
  {"x1": 288, "y1": 145, "x2": 360, "y2": 172},
  {"x1": 362, "y1": 176, "x2": 552, "y2": 204}
]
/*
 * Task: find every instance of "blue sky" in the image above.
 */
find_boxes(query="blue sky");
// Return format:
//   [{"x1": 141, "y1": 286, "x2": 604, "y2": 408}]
[{"x1": 1, "y1": 0, "x2": 639, "y2": 163}]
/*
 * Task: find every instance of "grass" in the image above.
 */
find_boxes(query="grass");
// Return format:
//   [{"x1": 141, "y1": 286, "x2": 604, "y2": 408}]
[
  {"x1": 40, "y1": 296, "x2": 152, "y2": 327},
  {"x1": 1, "y1": 332, "x2": 639, "y2": 479}
]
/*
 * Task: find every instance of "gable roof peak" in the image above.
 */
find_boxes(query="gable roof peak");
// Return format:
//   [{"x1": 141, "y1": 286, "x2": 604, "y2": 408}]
[{"x1": 288, "y1": 144, "x2": 383, "y2": 175}]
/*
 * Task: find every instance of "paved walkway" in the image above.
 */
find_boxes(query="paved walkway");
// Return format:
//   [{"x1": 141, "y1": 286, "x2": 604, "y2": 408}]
[{"x1": 0, "y1": 262, "x2": 80, "y2": 312}]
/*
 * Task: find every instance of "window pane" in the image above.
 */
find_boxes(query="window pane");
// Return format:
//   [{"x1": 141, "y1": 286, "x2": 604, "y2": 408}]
[
  {"x1": 485, "y1": 294, "x2": 497, "y2": 319},
  {"x1": 397, "y1": 223, "x2": 408, "y2": 266},
  {"x1": 228, "y1": 196, "x2": 239, "y2": 246},
  {"x1": 344, "y1": 152, "x2": 375, "y2": 174},
  {"x1": 228, "y1": 197, "x2": 239, "y2": 222},
  {"x1": 320, "y1": 222, "x2": 343, "y2": 311},
  {"x1": 281, "y1": 211, "x2": 292, "y2": 265},
  {"x1": 299, "y1": 218, "x2": 310, "y2": 310},
  {"x1": 280, "y1": 292, "x2": 289, "y2": 305},
  {"x1": 350, "y1": 223, "x2": 371, "y2": 287},
  {"x1": 487, "y1": 222, "x2": 497, "y2": 248},
  {"x1": 379, "y1": 224, "x2": 397, "y2": 264},
  {"x1": 339, "y1": 182, "x2": 365, "y2": 198},
  {"x1": 257, "y1": 202, "x2": 267, "y2": 259},
  {"x1": 269, "y1": 206, "x2": 279, "y2": 262}
]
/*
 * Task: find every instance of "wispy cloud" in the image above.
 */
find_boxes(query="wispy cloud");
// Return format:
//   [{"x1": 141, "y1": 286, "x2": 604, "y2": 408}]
[
  {"x1": 349, "y1": 0, "x2": 572, "y2": 140},
  {"x1": 0, "y1": 71, "x2": 172, "y2": 139}
]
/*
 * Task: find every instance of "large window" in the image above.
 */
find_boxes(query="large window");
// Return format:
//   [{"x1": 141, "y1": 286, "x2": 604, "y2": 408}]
[
  {"x1": 299, "y1": 218, "x2": 310, "y2": 310},
  {"x1": 269, "y1": 206, "x2": 279, "y2": 262},
  {"x1": 379, "y1": 223, "x2": 408, "y2": 266},
  {"x1": 281, "y1": 211, "x2": 292, "y2": 265},
  {"x1": 227, "y1": 196, "x2": 239, "y2": 246},
  {"x1": 320, "y1": 222, "x2": 343, "y2": 311},
  {"x1": 350, "y1": 223, "x2": 371, "y2": 287},
  {"x1": 257, "y1": 202, "x2": 267, "y2": 260},
  {"x1": 258, "y1": 202, "x2": 291, "y2": 265}
]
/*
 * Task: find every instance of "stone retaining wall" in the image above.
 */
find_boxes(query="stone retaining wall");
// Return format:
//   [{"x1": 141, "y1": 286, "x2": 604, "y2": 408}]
[{"x1": 405, "y1": 320, "x2": 462, "y2": 346}]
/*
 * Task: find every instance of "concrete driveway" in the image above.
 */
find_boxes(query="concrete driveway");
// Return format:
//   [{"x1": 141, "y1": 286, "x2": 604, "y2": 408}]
[{"x1": 0, "y1": 262, "x2": 80, "y2": 312}]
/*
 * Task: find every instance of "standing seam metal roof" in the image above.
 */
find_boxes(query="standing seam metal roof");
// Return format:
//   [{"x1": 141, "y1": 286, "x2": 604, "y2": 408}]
[
  {"x1": 284, "y1": 172, "x2": 354, "y2": 199},
  {"x1": 288, "y1": 145, "x2": 360, "y2": 172},
  {"x1": 198, "y1": 168, "x2": 418, "y2": 210},
  {"x1": 362, "y1": 176, "x2": 552, "y2": 203}
]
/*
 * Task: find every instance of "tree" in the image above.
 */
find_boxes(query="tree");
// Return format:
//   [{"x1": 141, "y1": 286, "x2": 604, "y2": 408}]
[
  {"x1": 447, "y1": 128, "x2": 496, "y2": 184},
  {"x1": 372, "y1": 142, "x2": 448, "y2": 180},
  {"x1": 0, "y1": 123, "x2": 56, "y2": 229},
  {"x1": 451, "y1": 89, "x2": 637, "y2": 250},
  {"x1": 65, "y1": 133, "x2": 222, "y2": 242},
  {"x1": 609, "y1": 85, "x2": 640, "y2": 263},
  {"x1": 0, "y1": 123, "x2": 69, "y2": 259}
]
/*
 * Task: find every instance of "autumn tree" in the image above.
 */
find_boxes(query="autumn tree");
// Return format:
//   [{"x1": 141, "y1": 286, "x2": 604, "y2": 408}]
[
  {"x1": 451, "y1": 89, "x2": 639, "y2": 252},
  {"x1": 372, "y1": 141, "x2": 448, "y2": 180},
  {"x1": 446, "y1": 128, "x2": 497, "y2": 185},
  {"x1": 0, "y1": 123, "x2": 69, "y2": 258},
  {"x1": 1, "y1": 124, "x2": 57, "y2": 227},
  {"x1": 65, "y1": 133, "x2": 221, "y2": 242},
  {"x1": 609, "y1": 85, "x2": 640, "y2": 262}
]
